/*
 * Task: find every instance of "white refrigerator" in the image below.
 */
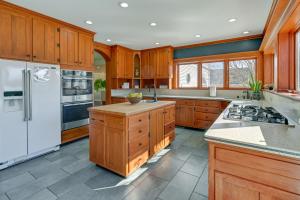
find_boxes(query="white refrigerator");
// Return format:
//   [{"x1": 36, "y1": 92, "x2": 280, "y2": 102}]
[{"x1": 0, "y1": 59, "x2": 61, "y2": 169}]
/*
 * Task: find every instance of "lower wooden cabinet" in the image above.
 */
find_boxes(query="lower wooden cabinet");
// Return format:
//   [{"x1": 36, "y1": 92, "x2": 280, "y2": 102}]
[
  {"x1": 89, "y1": 103, "x2": 175, "y2": 176},
  {"x1": 209, "y1": 142, "x2": 300, "y2": 200},
  {"x1": 111, "y1": 97, "x2": 127, "y2": 104}
]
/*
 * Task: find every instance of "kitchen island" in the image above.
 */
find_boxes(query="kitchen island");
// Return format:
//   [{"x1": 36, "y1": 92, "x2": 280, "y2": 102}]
[
  {"x1": 88, "y1": 101, "x2": 176, "y2": 176},
  {"x1": 205, "y1": 101, "x2": 300, "y2": 199}
]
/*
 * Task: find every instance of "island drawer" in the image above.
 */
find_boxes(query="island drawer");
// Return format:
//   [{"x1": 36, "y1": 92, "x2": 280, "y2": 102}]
[
  {"x1": 195, "y1": 107, "x2": 220, "y2": 114},
  {"x1": 164, "y1": 121, "x2": 175, "y2": 134},
  {"x1": 195, "y1": 112, "x2": 219, "y2": 121},
  {"x1": 129, "y1": 125, "x2": 149, "y2": 141},
  {"x1": 128, "y1": 112, "x2": 149, "y2": 130},
  {"x1": 195, "y1": 100, "x2": 220, "y2": 108},
  {"x1": 176, "y1": 99, "x2": 195, "y2": 106},
  {"x1": 90, "y1": 113, "x2": 105, "y2": 124},
  {"x1": 129, "y1": 135, "x2": 149, "y2": 157},
  {"x1": 105, "y1": 115, "x2": 124, "y2": 129},
  {"x1": 128, "y1": 150, "x2": 148, "y2": 174}
]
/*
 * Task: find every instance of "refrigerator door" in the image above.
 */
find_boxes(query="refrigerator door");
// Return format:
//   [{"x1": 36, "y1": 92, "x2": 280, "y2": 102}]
[
  {"x1": 0, "y1": 59, "x2": 28, "y2": 164},
  {"x1": 27, "y1": 62, "x2": 61, "y2": 154}
]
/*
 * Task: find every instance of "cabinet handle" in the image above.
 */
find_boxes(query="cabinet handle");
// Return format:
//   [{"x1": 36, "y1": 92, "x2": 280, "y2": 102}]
[
  {"x1": 138, "y1": 143, "x2": 142, "y2": 146},
  {"x1": 100, "y1": 120, "x2": 104, "y2": 123},
  {"x1": 138, "y1": 119, "x2": 142, "y2": 122},
  {"x1": 26, "y1": 54, "x2": 30, "y2": 57},
  {"x1": 91, "y1": 118, "x2": 96, "y2": 120},
  {"x1": 33, "y1": 55, "x2": 36, "y2": 58},
  {"x1": 139, "y1": 130, "x2": 142, "y2": 133}
]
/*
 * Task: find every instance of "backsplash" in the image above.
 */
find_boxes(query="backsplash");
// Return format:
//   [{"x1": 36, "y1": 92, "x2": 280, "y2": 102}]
[
  {"x1": 263, "y1": 91, "x2": 300, "y2": 124},
  {"x1": 112, "y1": 89, "x2": 245, "y2": 99}
]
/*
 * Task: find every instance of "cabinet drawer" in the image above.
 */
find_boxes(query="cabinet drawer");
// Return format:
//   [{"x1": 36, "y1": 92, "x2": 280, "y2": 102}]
[
  {"x1": 105, "y1": 115, "x2": 124, "y2": 129},
  {"x1": 128, "y1": 112, "x2": 149, "y2": 130},
  {"x1": 90, "y1": 113, "x2": 105, "y2": 124},
  {"x1": 176, "y1": 99, "x2": 195, "y2": 106},
  {"x1": 195, "y1": 112, "x2": 219, "y2": 121},
  {"x1": 128, "y1": 150, "x2": 148, "y2": 174},
  {"x1": 195, "y1": 107, "x2": 220, "y2": 114},
  {"x1": 129, "y1": 135, "x2": 149, "y2": 157},
  {"x1": 129, "y1": 125, "x2": 149, "y2": 141},
  {"x1": 194, "y1": 120, "x2": 212, "y2": 129},
  {"x1": 195, "y1": 100, "x2": 220, "y2": 108},
  {"x1": 164, "y1": 121, "x2": 175, "y2": 134},
  {"x1": 164, "y1": 131, "x2": 175, "y2": 146}
]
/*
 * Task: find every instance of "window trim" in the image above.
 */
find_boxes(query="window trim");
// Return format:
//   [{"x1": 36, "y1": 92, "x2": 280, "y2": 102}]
[
  {"x1": 176, "y1": 54, "x2": 259, "y2": 90},
  {"x1": 296, "y1": 29, "x2": 300, "y2": 92}
]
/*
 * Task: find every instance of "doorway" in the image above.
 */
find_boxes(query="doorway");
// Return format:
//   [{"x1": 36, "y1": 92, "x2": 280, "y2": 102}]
[{"x1": 93, "y1": 51, "x2": 106, "y2": 106}]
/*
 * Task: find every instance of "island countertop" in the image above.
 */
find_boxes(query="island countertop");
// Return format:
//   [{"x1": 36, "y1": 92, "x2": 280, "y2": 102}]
[
  {"x1": 88, "y1": 101, "x2": 176, "y2": 116},
  {"x1": 204, "y1": 100, "x2": 300, "y2": 159}
]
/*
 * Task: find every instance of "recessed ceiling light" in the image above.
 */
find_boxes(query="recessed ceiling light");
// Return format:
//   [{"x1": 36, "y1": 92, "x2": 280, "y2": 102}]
[
  {"x1": 155, "y1": 42, "x2": 160, "y2": 45},
  {"x1": 119, "y1": 2, "x2": 129, "y2": 8},
  {"x1": 228, "y1": 18, "x2": 237, "y2": 23},
  {"x1": 106, "y1": 38, "x2": 111, "y2": 42},
  {"x1": 195, "y1": 34, "x2": 201, "y2": 38},
  {"x1": 149, "y1": 22, "x2": 157, "y2": 27},
  {"x1": 243, "y1": 31, "x2": 250, "y2": 34},
  {"x1": 85, "y1": 20, "x2": 93, "y2": 25}
]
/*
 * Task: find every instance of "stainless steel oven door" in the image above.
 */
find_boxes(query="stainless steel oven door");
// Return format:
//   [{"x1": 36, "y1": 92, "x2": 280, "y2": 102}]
[{"x1": 62, "y1": 101, "x2": 93, "y2": 130}]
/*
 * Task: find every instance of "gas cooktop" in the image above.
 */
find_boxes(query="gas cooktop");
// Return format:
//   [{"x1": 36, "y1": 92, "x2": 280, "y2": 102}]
[{"x1": 224, "y1": 104, "x2": 294, "y2": 126}]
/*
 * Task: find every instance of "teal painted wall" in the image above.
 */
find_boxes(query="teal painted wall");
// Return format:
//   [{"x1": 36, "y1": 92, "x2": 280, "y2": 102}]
[{"x1": 174, "y1": 38, "x2": 262, "y2": 59}]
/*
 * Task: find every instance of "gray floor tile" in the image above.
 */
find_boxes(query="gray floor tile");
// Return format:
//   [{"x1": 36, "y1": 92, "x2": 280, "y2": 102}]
[
  {"x1": 150, "y1": 155, "x2": 185, "y2": 181},
  {"x1": 57, "y1": 184, "x2": 96, "y2": 200},
  {"x1": 85, "y1": 170, "x2": 124, "y2": 190},
  {"x1": 90, "y1": 185, "x2": 135, "y2": 200},
  {"x1": 61, "y1": 157, "x2": 93, "y2": 174},
  {"x1": 23, "y1": 189, "x2": 57, "y2": 200},
  {"x1": 194, "y1": 167, "x2": 208, "y2": 197},
  {"x1": 48, "y1": 165, "x2": 104, "y2": 197},
  {"x1": 0, "y1": 194, "x2": 9, "y2": 200},
  {"x1": 0, "y1": 172, "x2": 35, "y2": 193},
  {"x1": 190, "y1": 192, "x2": 208, "y2": 200},
  {"x1": 159, "y1": 171, "x2": 198, "y2": 200},
  {"x1": 180, "y1": 155, "x2": 207, "y2": 177}
]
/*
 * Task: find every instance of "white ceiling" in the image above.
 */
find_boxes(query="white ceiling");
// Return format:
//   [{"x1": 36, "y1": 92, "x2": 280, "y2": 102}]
[{"x1": 7, "y1": 0, "x2": 273, "y2": 50}]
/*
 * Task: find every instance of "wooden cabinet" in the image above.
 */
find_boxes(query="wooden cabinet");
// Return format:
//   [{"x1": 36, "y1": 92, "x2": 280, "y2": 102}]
[
  {"x1": 156, "y1": 47, "x2": 173, "y2": 78},
  {"x1": 59, "y1": 27, "x2": 78, "y2": 66},
  {"x1": 89, "y1": 103, "x2": 175, "y2": 176},
  {"x1": 111, "y1": 97, "x2": 127, "y2": 104},
  {"x1": 89, "y1": 124, "x2": 105, "y2": 166},
  {"x1": 163, "y1": 105, "x2": 176, "y2": 147},
  {"x1": 141, "y1": 50, "x2": 150, "y2": 78},
  {"x1": 32, "y1": 17, "x2": 59, "y2": 64},
  {"x1": 78, "y1": 32, "x2": 94, "y2": 69},
  {"x1": 0, "y1": 6, "x2": 32, "y2": 61},
  {"x1": 150, "y1": 108, "x2": 165, "y2": 156},
  {"x1": 209, "y1": 143, "x2": 300, "y2": 200},
  {"x1": 111, "y1": 45, "x2": 134, "y2": 78}
]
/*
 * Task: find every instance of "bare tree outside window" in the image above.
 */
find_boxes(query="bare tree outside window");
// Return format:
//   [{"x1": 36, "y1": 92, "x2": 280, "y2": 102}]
[
  {"x1": 179, "y1": 64, "x2": 198, "y2": 88},
  {"x1": 202, "y1": 62, "x2": 224, "y2": 87},
  {"x1": 229, "y1": 59, "x2": 256, "y2": 88}
]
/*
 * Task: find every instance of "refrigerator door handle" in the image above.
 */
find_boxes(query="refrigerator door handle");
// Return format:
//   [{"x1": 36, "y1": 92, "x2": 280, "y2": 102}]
[
  {"x1": 28, "y1": 70, "x2": 33, "y2": 121},
  {"x1": 22, "y1": 70, "x2": 27, "y2": 121}
]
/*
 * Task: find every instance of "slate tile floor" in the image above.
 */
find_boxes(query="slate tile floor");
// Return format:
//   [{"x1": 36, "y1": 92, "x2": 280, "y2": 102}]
[{"x1": 0, "y1": 127, "x2": 208, "y2": 200}]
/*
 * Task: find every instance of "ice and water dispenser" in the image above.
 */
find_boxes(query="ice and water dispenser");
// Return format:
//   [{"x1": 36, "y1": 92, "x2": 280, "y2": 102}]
[{"x1": 3, "y1": 91, "x2": 23, "y2": 112}]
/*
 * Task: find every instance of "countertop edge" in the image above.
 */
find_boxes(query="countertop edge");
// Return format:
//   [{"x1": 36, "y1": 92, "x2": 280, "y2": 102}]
[{"x1": 111, "y1": 95, "x2": 232, "y2": 101}]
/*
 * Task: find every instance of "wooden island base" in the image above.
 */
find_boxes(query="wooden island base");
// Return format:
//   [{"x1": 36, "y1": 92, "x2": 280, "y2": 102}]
[{"x1": 89, "y1": 102, "x2": 175, "y2": 176}]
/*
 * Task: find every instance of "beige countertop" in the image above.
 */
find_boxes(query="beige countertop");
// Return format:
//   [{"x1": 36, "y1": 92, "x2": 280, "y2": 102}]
[
  {"x1": 205, "y1": 101, "x2": 300, "y2": 159},
  {"x1": 89, "y1": 101, "x2": 176, "y2": 116},
  {"x1": 112, "y1": 94, "x2": 233, "y2": 101}
]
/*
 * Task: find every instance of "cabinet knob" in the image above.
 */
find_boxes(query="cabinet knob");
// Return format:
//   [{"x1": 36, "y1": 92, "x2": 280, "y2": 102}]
[
  {"x1": 138, "y1": 119, "x2": 142, "y2": 122},
  {"x1": 33, "y1": 55, "x2": 36, "y2": 58},
  {"x1": 139, "y1": 143, "x2": 142, "y2": 146},
  {"x1": 26, "y1": 54, "x2": 30, "y2": 57},
  {"x1": 139, "y1": 130, "x2": 142, "y2": 133},
  {"x1": 100, "y1": 120, "x2": 104, "y2": 123}
]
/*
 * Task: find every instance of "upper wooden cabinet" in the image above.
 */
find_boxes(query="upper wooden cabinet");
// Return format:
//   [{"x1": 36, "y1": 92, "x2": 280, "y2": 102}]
[
  {"x1": 60, "y1": 27, "x2": 94, "y2": 70},
  {"x1": 156, "y1": 47, "x2": 173, "y2": 78},
  {"x1": 32, "y1": 17, "x2": 59, "y2": 64},
  {"x1": 111, "y1": 45, "x2": 134, "y2": 78},
  {"x1": 141, "y1": 47, "x2": 173, "y2": 79},
  {"x1": 0, "y1": 6, "x2": 32, "y2": 61}
]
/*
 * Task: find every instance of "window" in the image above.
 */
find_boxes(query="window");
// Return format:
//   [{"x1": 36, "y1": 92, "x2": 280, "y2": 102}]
[
  {"x1": 229, "y1": 59, "x2": 256, "y2": 88},
  {"x1": 296, "y1": 30, "x2": 300, "y2": 91},
  {"x1": 202, "y1": 62, "x2": 224, "y2": 87},
  {"x1": 178, "y1": 64, "x2": 198, "y2": 88}
]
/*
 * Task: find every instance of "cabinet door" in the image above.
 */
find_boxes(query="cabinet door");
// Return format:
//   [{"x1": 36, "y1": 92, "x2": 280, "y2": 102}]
[
  {"x1": 157, "y1": 48, "x2": 170, "y2": 78},
  {"x1": 32, "y1": 17, "x2": 59, "y2": 64},
  {"x1": 149, "y1": 50, "x2": 157, "y2": 78},
  {"x1": 78, "y1": 32, "x2": 94, "y2": 69},
  {"x1": 215, "y1": 172, "x2": 260, "y2": 200},
  {"x1": 0, "y1": 7, "x2": 32, "y2": 61},
  {"x1": 124, "y1": 50, "x2": 133, "y2": 78},
  {"x1": 150, "y1": 108, "x2": 164, "y2": 156},
  {"x1": 181, "y1": 106, "x2": 194, "y2": 127},
  {"x1": 60, "y1": 27, "x2": 78, "y2": 66},
  {"x1": 116, "y1": 47, "x2": 125, "y2": 78},
  {"x1": 141, "y1": 51, "x2": 149, "y2": 78},
  {"x1": 175, "y1": 105, "x2": 182, "y2": 125},
  {"x1": 164, "y1": 105, "x2": 175, "y2": 125},
  {"x1": 89, "y1": 124, "x2": 105, "y2": 166},
  {"x1": 106, "y1": 127, "x2": 126, "y2": 175}
]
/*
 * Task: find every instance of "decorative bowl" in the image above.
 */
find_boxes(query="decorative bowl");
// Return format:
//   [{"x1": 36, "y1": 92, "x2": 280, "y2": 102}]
[{"x1": 127, "y1": 96, "x2": 142, "y2": 104}]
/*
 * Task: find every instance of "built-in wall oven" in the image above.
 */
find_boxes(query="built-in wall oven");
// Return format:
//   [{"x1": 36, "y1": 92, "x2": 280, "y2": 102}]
[{"x1": 61, "y1": 70, "x2": 93, "y2": 130}]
